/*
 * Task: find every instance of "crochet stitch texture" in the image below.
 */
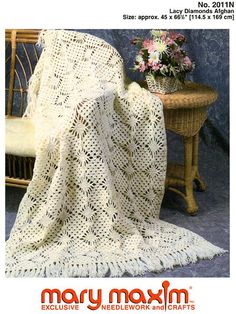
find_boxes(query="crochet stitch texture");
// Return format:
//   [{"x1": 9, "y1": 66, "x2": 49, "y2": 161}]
[{"x1": 5, "y1": 30, "x2": 225, "y2": 277}]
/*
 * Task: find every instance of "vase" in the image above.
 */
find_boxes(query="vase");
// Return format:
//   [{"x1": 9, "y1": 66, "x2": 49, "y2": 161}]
[{"x1": 145, "y1": 74, "x2": 183, "y2": 94}]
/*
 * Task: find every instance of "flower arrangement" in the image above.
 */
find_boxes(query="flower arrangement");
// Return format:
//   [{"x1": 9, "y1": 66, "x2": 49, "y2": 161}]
[{"x1": 131, "y1": 30, "x2": 195, "y2": 92}]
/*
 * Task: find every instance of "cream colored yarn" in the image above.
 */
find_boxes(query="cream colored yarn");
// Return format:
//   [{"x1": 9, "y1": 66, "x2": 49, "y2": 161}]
[{"x1": 5, "y1": 30, "x2": 225, "y2": 277}]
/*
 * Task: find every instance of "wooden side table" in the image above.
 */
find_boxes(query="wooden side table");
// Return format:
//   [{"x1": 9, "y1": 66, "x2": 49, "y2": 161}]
[{"x1": 144, "y1": 81, "x2": 218, "y2": 215}]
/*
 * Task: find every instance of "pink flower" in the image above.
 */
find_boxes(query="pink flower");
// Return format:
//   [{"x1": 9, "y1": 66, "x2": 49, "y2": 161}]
[
  {"x1": 169, "y1": 32, "x2": 185, "y2": 42},
  {"x1": 143, "y1": 39, "x2": 153, "y2": 48},
  {"x1": 160, "y1": 35, "x2": 167, "y2": 42},
  {"x1": 152, "y1": 62, "x2": 161, "y2": 71},
  {"x1": 139, "y1": 62, "x2": 146, "y2": 72},
  {"x1": 171, "y1": 47, "x2": 182, "y2": 61},
  {"x1": 143, "y1": 39, "x2": 156, "y2": 53},
  {"x1": 169, "y1": 31, "x2": 178, "y2": 41},
  {"x1": 131, "y1": 30, "x2": 194, "y2": 78},
  {"x1": 176, "y1": 33, "x2": 186, "y2": 42},
  {"x1": 183, "y1": 56, "x2": 192, "y2": 68},
  {"x1": 164, "y1": 37, "x2": 174, "y2": 45}
]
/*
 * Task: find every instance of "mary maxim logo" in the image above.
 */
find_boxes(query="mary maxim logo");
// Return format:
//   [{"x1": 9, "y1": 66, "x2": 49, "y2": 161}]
[{"x1": 41, "y1": 280, "x2": 195, "y2": 311}]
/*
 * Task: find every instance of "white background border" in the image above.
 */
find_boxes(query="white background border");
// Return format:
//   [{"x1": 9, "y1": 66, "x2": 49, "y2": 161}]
[{"x1": 0, "y1": 1, "x2": 235, "y2": 313}]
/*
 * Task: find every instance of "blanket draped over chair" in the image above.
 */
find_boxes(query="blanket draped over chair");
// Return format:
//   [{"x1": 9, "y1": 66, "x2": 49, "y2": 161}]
[{"x1": 5, "y1": 30, "x2": 225, "y2": 277}]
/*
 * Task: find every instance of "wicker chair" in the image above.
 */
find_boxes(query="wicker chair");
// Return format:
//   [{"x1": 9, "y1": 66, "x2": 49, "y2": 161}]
[{"x1": 5, "y1": 29, "x2": 41, "y2": 188}]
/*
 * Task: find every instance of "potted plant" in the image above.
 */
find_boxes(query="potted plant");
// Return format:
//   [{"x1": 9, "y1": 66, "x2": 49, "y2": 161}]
[{"x1": 131, "y1": 30, "x2": 195, "y2": 94}]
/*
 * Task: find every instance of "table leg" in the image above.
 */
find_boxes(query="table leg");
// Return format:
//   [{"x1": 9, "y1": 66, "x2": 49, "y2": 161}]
[
  {"x1": 184, "y1": 136, "x2": 198, "y2": 215},
  {"x1": 193, "y1": 133, "x2": 207, "y2": 191},
  {"x1": 166, "y1": 133, "x2": 206, "y2": 215}
]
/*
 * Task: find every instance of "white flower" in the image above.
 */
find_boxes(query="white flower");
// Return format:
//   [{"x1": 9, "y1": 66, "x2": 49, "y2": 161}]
[
  {"x1": 136, "y1": 55, "x2": 143, "y2": 63},
  {"x1": 151, "y1": 30, "x2": 167, "y2": 38},
  {"x1": 154, "y1": 41, "x2": 167, "y2": 54},
  {"x1": 133, "y1": 64, "x2": 140, "y2": 70},
  {"x1": 148, "y1": 51, "x2": 160, "y2": 64}
]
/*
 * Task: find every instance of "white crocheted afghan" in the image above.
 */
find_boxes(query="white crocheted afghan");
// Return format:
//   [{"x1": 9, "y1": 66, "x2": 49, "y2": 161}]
[{"x1": 5, "y1": 30, "x2": 225, "y2": 277}]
